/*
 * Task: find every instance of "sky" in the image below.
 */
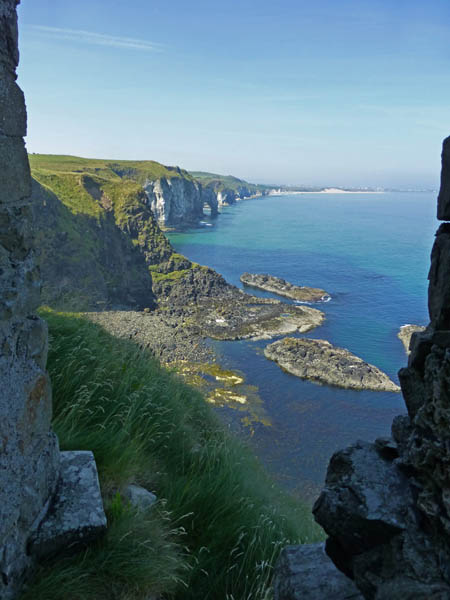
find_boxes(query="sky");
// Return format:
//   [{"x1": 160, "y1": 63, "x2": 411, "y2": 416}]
[{"x1": 17, "y1": 0, "x2": 450, "y2": 187}]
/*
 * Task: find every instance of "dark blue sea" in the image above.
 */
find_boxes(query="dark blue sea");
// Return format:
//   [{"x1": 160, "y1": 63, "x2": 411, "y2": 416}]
[{"x1": 168, "y1": 192, "x2": 438, "y2": 502}]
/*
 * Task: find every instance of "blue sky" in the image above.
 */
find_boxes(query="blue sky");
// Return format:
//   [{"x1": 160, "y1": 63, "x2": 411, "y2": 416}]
[{"x1": 17, "y1": 0, "x2": 450, "y2": 187}]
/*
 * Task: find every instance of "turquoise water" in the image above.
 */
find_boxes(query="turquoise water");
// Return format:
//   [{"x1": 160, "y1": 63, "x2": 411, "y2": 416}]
[{"x1": 168, "y1": 192, "x2": 438, "y2": 502}]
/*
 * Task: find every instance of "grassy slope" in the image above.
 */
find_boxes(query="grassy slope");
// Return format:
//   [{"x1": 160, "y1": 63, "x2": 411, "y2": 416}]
[{"x1": 20, "y1": 310, "x2": 322, "y2": 600}]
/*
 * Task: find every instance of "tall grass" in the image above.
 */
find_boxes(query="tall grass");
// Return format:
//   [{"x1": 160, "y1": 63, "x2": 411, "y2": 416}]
[{"x1": 21, "y1": 309, "x2": 322, "y2": 599}]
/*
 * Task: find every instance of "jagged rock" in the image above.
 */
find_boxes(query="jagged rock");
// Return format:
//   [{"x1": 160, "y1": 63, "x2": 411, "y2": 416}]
[
  {"x1": 273, "y1": 543, "x2": 363, "y2": 599},
  {"x1": 398, "y1": 324, "x2": 426, "y2": 354},
  {"x1": 264, "y1": 337, "x2": 400, "y2": 392},
  {"x1": 240, "y1": 272, "x2": 330, "y2": 302},
  {"x1": 313, "y1": 136, "x2": 450, "y2": 599},
  {"x1": 124, "y1": 484, "x2": 157, "y2": 512},
  {"x1": 30, "y1": 451, "x2": 106, "y2": 559}
]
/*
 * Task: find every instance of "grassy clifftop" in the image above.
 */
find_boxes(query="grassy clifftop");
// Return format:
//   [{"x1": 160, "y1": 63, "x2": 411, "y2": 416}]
[{"x1": 29, "y1": 153, "x2": 192, "y2": 184}]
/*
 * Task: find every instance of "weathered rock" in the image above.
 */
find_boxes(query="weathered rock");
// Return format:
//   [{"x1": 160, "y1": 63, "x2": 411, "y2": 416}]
[
  {"x1": 0, "y1": 3, "x2": 60, "y2": 596},
  {"x1": 0, "y1": 7, "x2": 105, "y2": 597},
  {"x1": 124, "y1": 484, "x2": 157, "y2": 512},
  {"x1": 30, "y1": 451, "x2": 107, "y2": 559},
  {"x1": 398, "y1": 324, "x2": 426, "y2": 354},
  {"x1": 313, "y1": 137, "x2": 450, "y2": 599},
  {"x1": 264, "y1": 338, "x2": 400, "y2": 392},
  {"x1": 240, "y1": 272, "x2": 330, "y2": 303},
  {"x1": 273, "y1": 543, "x2": 363, "y2": 600}
]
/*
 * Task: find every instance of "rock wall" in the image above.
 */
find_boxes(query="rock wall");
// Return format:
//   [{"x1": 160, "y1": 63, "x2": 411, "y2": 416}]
[
  {"x1": 313, "y1": 136, "x2": 450, "y2": 599},
  {"x1": 0, "y1": 2, "x2": 60, "y2": 596},
  {"x1": 0, "y1": 4, "x2": 105, "y2": 597}
]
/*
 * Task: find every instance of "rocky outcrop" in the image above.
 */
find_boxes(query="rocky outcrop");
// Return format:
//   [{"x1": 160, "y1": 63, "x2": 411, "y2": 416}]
[
  {"x1": 264, "y1": 338, "x2": 400, "y2": 392},
  {"x1": 240, "y1": 272, "x2": 330, "y2": 302},
  {"x1": 0, "y1": 6, "x2": 105, "y2": 597},
  {"x1": 312, "y1": 137, "x2": 450, "y2": 599},
  {"x1": 398, "y1": 324, "x2": 426, "y2": 354},
  {"x1": 197, "y1": 298, "x2": 324, "y2": 341}
]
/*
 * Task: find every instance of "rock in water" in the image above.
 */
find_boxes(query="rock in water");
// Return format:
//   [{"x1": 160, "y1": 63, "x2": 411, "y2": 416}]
[
  {"x1": 397, "y1": 324, "x2": 426, "y2": 354},
  {"x1": 264, "y1": 338, "x2": 400, "y2": 392},
  {"x1": 240, "y1": 272, "x2": 330, "y2": 302}
]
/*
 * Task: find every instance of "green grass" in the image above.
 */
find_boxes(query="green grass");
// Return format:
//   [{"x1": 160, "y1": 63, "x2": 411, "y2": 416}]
[
  {"x1": 21, "y1": 309, "x2": 322, "y2": 600},
  {"x1": 29, "y1": 154, "x2": 191, "y2": 184}
]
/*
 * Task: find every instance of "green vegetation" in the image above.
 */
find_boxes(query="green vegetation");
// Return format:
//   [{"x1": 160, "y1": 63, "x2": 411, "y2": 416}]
[
  {"x1": 21, "y1": 309, "x2": 322, "y2": 600},
  {"x1": 29, "y1": 153, "x2": 191, "y2": 183}
]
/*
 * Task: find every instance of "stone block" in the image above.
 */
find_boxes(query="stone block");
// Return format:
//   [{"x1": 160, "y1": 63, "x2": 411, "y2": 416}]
[
  {"x1": 273, "y1": 543, "x2": 363, "y2": 600},
  {"x1": 30, "y1": 451, "x2": 107, "y2": 559}
]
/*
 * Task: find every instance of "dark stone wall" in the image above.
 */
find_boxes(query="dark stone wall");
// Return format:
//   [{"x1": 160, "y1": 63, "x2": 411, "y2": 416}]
[
  {"x1": 0, "y1": 2, "x2": 60, "y2": 597},
  {"x1": 313, "y1": 137, "x2": 450, "y2": 599}
]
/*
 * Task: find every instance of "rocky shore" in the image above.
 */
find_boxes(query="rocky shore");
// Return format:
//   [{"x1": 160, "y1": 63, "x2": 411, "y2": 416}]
[
  {"x1": 264, "y1": 337, "x2": 400, "y2": 392},
  {"x1": 240, "y1": 272, "x2": 330, "y2": 303},
  {"x1": 397, "y1": 324, "x2": 426, "y2": 354}
]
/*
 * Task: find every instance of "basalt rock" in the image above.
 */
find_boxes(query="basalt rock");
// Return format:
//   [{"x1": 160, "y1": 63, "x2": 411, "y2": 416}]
[
  {"x1": 265, "y1": 338, "x2": 400, "y2": 392},
  {"x1": 240, "y1": 272, "x2": 330, "y2": 302},
  {"x1": 312, "y1": 138, "x2": 450, "y2": 599}
]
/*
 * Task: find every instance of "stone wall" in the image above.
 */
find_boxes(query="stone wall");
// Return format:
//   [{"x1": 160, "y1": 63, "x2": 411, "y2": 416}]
[{"x1": 313, "y1": 137, "x2": 450, "y2": 599}]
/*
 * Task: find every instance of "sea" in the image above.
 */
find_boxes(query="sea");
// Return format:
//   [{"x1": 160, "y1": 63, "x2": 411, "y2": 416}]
[{"x1": 167, "y1": 191, "x2": 438, "y2": 503}]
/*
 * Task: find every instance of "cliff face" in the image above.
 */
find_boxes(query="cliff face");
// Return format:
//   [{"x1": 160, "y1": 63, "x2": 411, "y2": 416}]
[
  {"x1": 144, "y1": 176, "x2": 204, "y2": 226},
  {"x1": 29, "y1": 156, "x2": 228, "y2": 310},
  {"x1": 31, "y1": 178, "x2": 156, "y2": 310},
  {"x1": 313, "y1": 137, "x2": 450, "y2": 599},
  {"x1": 191, "y1": 171, "x2": 269, "y2": 207}
]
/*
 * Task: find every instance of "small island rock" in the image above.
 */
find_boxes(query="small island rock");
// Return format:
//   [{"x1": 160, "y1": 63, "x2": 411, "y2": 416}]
[
  {"x1": 240, "y1": 272, "x2": 330, "y2": 302},
  {"x1": 264, "y1": 337, "x2": 400, "y2": 392}
]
